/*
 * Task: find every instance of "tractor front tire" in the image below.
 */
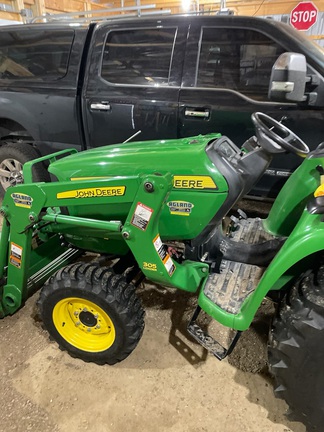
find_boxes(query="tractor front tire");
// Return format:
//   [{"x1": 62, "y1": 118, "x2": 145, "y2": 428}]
[
  {"x1": 38, "y1": 262, "x2": 145, "y2": 365},
  {"x1": 268, "y1": 266, "x2": 324, "y2": 430}
]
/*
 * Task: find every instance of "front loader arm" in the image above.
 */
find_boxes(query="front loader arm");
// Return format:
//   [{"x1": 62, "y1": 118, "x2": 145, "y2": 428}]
[
  {"x1": 0, "y1": 159, "x2": 208, "y2": 317},
  {"x1": 121, "y1": 173, "x2": 208, "y2": 291}
]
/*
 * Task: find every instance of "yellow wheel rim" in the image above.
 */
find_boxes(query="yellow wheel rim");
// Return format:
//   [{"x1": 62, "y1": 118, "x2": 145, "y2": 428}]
[{"x1": 53, "y1": 297, "x2": 116, "y2": 352}]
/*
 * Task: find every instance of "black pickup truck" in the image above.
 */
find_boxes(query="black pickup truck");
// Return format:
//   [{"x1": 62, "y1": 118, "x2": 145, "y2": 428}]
[{"x1": 0, "y1": 14, "x2": 323, "y2": 197}]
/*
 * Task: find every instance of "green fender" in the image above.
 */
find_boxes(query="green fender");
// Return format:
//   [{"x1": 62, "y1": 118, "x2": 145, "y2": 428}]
[{"x1": 233, "y1": 207, "x2": 324, "y2": 330}]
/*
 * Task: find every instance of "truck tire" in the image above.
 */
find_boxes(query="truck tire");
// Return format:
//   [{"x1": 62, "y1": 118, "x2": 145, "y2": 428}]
[
  {"x1": 38, "y1": 262, "x2": 145, "y2": 365},
  {"x1": 268, "y1": 265, "x2": 324, "y2": 430},
  {"x1": 0, "y1": 141, "x2": 49, "y2": 197}
]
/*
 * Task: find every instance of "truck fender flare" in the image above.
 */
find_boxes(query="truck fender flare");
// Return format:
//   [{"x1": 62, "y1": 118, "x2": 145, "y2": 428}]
[{"x1": 0, "y1": 112, "x2": 41, "y2": 142}]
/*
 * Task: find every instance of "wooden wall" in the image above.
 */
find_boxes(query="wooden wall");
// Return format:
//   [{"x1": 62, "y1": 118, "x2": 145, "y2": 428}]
[
  {"x1": 104, "y1": 0, "x2": 324, "y2": 16},
  {"x1": 1, "y1": 0, "x2": 324, "y2": 22},
  {"x1": 0, "y1": 0, "x2": 112, "y2": 22}
]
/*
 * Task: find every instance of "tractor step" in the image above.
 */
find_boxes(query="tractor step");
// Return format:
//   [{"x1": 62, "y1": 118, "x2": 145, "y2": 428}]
[
  {"x1": 230, "y1": 216, "x2": 277, "y2": 244},
  {"x1": 187, "y1": 306, "x2": 241, "y2": 360},
  {"x1": 204, "y1": 260, "x2": 265, "y2": 314}
]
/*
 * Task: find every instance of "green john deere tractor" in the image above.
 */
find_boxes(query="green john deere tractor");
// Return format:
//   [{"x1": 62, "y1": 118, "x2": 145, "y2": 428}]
[
  {"x1": 0, "y1": 110, "x2": 324, "y2": 429},
  {"x1": 1, "y1": 49, "x2": 324, "y2": 428}
]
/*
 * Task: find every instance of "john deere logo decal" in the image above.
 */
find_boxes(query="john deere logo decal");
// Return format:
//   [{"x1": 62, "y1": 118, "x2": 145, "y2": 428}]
[
  {"x1": 11, "y1": 193, "x2": 33, "y2": 208},
  {"x1": 173, "y1": 176, "x2": 217, "y2": 189},
  {"x1": 57, "y1": 186, "x2": 125, "y2": 199},
  {"x1": 167, "y1": 201, "x2": 194, "y2": 216}
]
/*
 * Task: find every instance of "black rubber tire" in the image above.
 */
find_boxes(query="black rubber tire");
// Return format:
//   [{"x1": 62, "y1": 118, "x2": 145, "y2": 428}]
[
  {"x1": 0, "y1": 141, "x2": 49, "y2": 197},
  {"x1": 38, "y1": 262, "x2": 145, "y2": 365},
  {"x1": 269, "y1": 266, "x2": 324, "y2": 430}
]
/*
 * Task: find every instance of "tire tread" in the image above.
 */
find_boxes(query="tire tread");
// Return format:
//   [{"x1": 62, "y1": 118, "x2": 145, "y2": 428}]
[
  {"x1": 269, "y1": 266, "x2": 324, "y2": 430},
  {"x1": 38, "y1": 262, "x2": 145, "y2": 365}
]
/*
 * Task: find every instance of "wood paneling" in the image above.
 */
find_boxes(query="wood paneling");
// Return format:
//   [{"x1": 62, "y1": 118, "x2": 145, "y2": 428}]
[
  {"x1": 0, "y1": 10, "x2": 20, "y2": 20},
  {"x1": 44, "y1": 0, "x2": 86, "y2": 12},
  {"x1": 118, "y1": 0, "x2": 324, "y2": 15}
]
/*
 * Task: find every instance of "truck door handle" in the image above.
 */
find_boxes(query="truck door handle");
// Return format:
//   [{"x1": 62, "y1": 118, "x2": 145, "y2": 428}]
[
  {"x1": 185, "y1": 108, "x2": 210, "y2": 119},
  {"x1": 90, "y1": 102, "x2": 111, "y2": 111}
]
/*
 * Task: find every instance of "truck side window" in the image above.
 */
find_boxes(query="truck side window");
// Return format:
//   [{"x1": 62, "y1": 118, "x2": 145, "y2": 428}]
[
  {"x1": 0, "y1": 30, "x2": 74, "y2": 80},
  {"x1": 101, "y1": 28, "x2": 177, "y2": 86},
  {"x1": 197, "y1": 27, "x2": 285, "y2": 101}
]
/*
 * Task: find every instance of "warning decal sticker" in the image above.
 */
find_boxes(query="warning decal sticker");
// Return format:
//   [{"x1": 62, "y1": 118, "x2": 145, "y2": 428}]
[
  {"x1": 10, "y1": 242, "x2": 22, "y2": 269},
  {"x1": 131, "y1": 202, "x2": 153, "y2": 231},
  {"x1": 153, "y1": 234, "x2": 176, "y2": 276},
  {"x1": 153, "y1": 235, "x2": 168, "y2": 261},
  {"x1": 164, "y1": 255, "x2": 176, "y2": 276}
]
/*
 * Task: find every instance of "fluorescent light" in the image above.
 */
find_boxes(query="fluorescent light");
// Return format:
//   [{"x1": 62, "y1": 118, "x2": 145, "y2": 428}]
[{"x1": 182, "y1": 0, "x2": 191, "y2": 12}]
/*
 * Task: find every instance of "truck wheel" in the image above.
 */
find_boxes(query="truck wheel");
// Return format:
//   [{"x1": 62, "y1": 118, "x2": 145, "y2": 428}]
[
  {"x1": 38, "y1": 262, "x2": 145, "y2": 365},
  {"x1": 0, "y1": 141, "x2": 49, "y2": 197},
  {"x1": 268, "y1": 266, "x2": 324, "y2": 430}
]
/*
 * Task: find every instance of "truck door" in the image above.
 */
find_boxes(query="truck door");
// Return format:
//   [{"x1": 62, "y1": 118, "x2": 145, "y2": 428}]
[
  {"x1": 179, "y1": 23, "x2": 324, "y2": 198},
  {"x1": 83, "y1": 20, "x2": 187, "y2": 147}
]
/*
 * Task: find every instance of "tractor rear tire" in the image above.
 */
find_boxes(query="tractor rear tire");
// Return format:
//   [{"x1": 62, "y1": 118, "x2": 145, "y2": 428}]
[
  {"x1": 268, "y1": 265, "x2": 324, "y2": 430},
  {"x1": 38, "y1": 262, "x2": 145, "y2": 365}
]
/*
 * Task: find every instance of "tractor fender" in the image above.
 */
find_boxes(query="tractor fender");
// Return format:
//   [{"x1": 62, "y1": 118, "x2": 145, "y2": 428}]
[{"x1": 234, "y1": 207, "x2": 324, "y2": 330}]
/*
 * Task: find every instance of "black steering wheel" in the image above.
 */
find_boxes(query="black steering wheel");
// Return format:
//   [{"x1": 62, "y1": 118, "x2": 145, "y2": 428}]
[{"x1": 251, "y1": 112, "x2": 309, "y2": 157}]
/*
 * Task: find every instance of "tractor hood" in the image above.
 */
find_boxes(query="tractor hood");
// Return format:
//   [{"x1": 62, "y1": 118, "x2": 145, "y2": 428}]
[
  {"x1": 48, "y1": 133, "x2": 262, "y2": 241},
  {"x1": 49, "y1": 134, "x2": 227, "y2": 192}
]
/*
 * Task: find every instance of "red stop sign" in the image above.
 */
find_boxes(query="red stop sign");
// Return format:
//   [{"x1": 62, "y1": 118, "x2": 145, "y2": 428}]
[{"x1": 290, "y1": 1, "x2": 318, "y2": 31}]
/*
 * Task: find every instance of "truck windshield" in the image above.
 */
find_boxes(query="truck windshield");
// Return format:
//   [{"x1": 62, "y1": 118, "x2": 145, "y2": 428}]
[{"x1": 293, "y1": 31, "x2": 324, "y2": 57}]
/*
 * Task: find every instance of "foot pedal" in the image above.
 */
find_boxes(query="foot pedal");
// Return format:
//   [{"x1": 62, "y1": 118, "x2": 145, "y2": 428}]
[
  {"x1": 187, "y1": 307, "x2": 241, "y2": 360},
  {"x1": 230, "y1": 217, "x2": 277, "y2": 244}
]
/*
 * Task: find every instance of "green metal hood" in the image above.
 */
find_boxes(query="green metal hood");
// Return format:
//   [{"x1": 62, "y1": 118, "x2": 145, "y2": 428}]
[
  {"x1": 48, "y1": 134, "x2": 229, "y2": 240},
  {"x1": 49, "y1": 134, "x2": 227, "y2": 190}
]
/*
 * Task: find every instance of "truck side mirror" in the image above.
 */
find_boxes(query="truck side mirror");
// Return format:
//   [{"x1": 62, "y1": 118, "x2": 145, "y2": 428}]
[{"x1": 269, "y1": 52, "x2": 307, "y2": 102}]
